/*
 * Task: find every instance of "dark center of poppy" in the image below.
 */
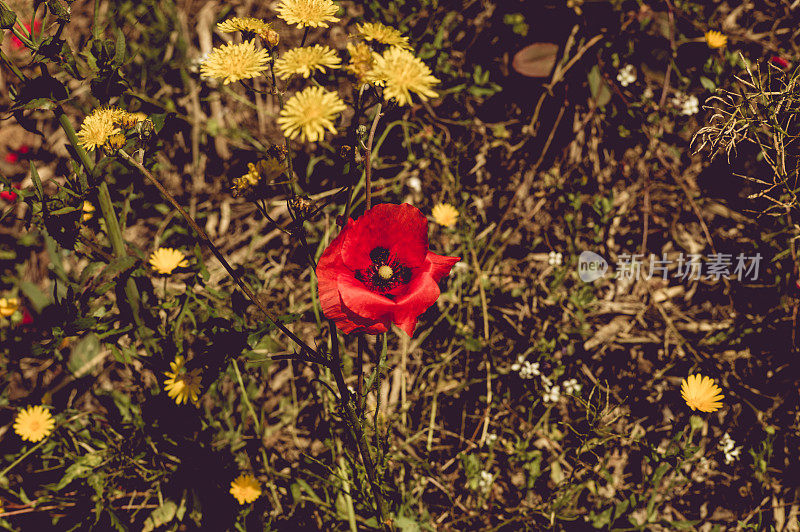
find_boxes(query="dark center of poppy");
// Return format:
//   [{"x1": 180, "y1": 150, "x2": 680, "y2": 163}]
[{"x1": 354, "y1": 246, "x2": 412, "y2": 295}]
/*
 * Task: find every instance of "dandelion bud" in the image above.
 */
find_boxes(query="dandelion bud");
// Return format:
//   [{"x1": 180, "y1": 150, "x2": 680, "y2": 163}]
[
  {"x1": 288, "y1": 195, "x2": 315, "y2": 219},
  {"x1": 137, "y1": 118, "x2": 155, "y2": 140},
  {"x1": 46, "y1": 0, "x2": 70, "y2": 21},
  {"x1": 264, "y1": 28, "x2": 280, "y2": 48},
  {"x1": 0, "y1": 3, "x2": 17, "y2": 30},
  {"x1": 102, "y1": 133, "x2": 126, "y2": 155},
  {"x1": 120, "y1": 113, "x2": 139, "y2": 130}
]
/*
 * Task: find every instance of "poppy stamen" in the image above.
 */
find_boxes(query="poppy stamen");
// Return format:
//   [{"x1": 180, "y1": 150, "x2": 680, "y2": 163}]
[{"x1": 378, "y1": 265, "x2": 393, "y2": 279}]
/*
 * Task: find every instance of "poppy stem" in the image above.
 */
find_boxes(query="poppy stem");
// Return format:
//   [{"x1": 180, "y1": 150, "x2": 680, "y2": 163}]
[
  {"x1": 118, "y1": 149, "x2": 319, "y2": 359},
  {"x1": 364, "y1": 103, "x2": 383, "y2": 211},
  {"x1": 356, "y1": 335, "x2": 365, "y2": 416},
  {"x1": 327, "y1": 329, "x2": 392, "y2": 529}
]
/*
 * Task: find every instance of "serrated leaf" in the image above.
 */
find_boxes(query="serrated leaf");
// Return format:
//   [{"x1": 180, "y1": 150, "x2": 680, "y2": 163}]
[
  {"x1": 17, "y1": 280, "x2": 49, "y2": 312},
  {"x1": 53, "y1": 452, "x2": 104, "y2": 491},
  {"x1": 103, "y1": 256, "x2": 137, "y2": 278}
]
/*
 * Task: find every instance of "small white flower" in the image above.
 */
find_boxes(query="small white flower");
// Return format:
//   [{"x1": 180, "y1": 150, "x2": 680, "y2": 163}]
[
  {"x1": 616, "y1": 64, "x2": 637, "y2": 87},
  {"x1": 476, "y1": 471, "x2": 493, "y2": 493},
  {"x1": 563, "y1": 378, "x2": 582, "y2": 395},
  {"x1": 406, "y1": 176, "x2": 422, "y2": 192},
  {"x1": 671, "y1": 93, "x2": 700, "y2": 116},
  {"x1": 642, "y1": 86, "x2": 654, "y2": 100},
  {"x1": 486, "y1": 433, "x2": 498, "y2": 446},
  {"x1": 548, "y1": 251, "x2": 563, "y2": 266},
  {"x1": 718, "y1": 433, "x2": 741, "y2": 464},
  {"x1": 542, "y1": 384, "x2": 561, "y2": 403},
  {"x1": 519, "y1": 361, "x2": 540, "y2": 380}
]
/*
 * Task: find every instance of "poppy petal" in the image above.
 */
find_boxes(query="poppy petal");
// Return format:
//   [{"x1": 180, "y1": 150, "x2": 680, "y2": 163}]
[{"x1": 341, "y1": 203, "x2": 428, "y2": 271}]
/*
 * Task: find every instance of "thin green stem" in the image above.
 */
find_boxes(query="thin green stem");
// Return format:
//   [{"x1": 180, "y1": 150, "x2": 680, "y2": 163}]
[
  {"x1": 117, "y1": 149, "x2": 319, "y2": 359},
  {"x1": 232, "y1": 359, "x2": 261, "y2": 435},
  {"x1": 0, "y1": 48, "x2": 27, "y2": 81},
  {"x1": 1, "y1": 438, "x2": 48, "y2": 478},
  {"x1": 54, "y1": 110, "x2": 148, "y2": 337},
  {"x1": 364, "y1": 103, "x2": 383, "y2": 211}
]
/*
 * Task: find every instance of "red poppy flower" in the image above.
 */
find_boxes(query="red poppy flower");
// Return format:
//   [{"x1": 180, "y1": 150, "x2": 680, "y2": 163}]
[
  {"x1": 1, "y1": 190, "x2": 18, "y2": 202},
  {"x1": 317, "y1": 203, "x2": 460, "y2": 336},
  {"x1": 770, "y1": 56, "x2": 790, "y2": 69},
  {"x1": 9, "y1": 20, "x2": 41, "y2": 50}
]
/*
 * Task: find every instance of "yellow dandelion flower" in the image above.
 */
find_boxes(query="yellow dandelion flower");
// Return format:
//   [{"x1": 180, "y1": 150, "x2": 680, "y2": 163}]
[
  {"x1": 355, "y1": 22, "x2": 411, "y2": 49},
  {"x1": 278, "y1": 86, "x2": 347, "y2": 143},
  {"x1": 705, "y1": 30, "x2": 727, "y2": 49},
  {"x1": 681, "y1": 374, "x2": 724, "y2": 413},
  {"x1": 217, "y1": 17, "x2": 274, "y2": 40},
  {"x1": 77, "y1": 107, "x2": 124, "y2": 152},
  {"x1": 81, "y1": 201, "x2": 95, "y2": 222},
  {"x1": 346, "y1": 41, "x2": 377, "y2": 84},
  {"x1": 232, "y1": 159, "x2": 286, "y2": 196},
  {"x1": 200, "y1": 40, "x2": 270, "y2": 85},
  {"x1": 149, "y1": 247, "x2": 189, "y2": 275},
  {"x1": 230, "y1": 473, "x2": 262, "y2": 504},
  {"x1": 274, "y1": 44, "x2": 342, "y2": 79},
  {"x1": 13, "y1": 405, "x2": 55, "y2": 442},
  {"x1": 119, "y1": 112, "x2": 147, "y2": 130},
  {"x1": 0, "y1": 297, "x2": 19, "y2": 317},
  {"x1": 275, "y1": 0, "x2": 340, "y2": 29},
  {"x1": 163, "y1": 356, "x2": 203, "y2": 405},
  {"x1": 431, "y1": 203, "x2": 459, "y2": 227},
  {"x1": 368, "y1": 47, "x2": 439, "y2": 106}
]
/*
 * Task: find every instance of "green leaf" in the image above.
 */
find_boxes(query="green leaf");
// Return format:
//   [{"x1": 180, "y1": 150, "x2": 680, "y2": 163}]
[
  {"x1": 588, "y1": 65, "x2": 612, "y2": 107},
  {"x1": 142, "y1": 500, "x2": 177, "y2": 532},
  {"x1": 102, "y1": 256, "x2": 137, "y2": 279},
  {"x1": 700, "y1": 76, "x2": 716, "y2": 91},
  {"x1": 53, "y1": 452, "x2": 104, "y2": 491},
  {"x1": 29, "y1": 161, "x2": 44, "y2": 202},
  {"x1": 68, "y1": 333, "x2": 104, "y2": 377},
  {"x1": 17, "y1": 280, "x2": 49, "y2": 312}
]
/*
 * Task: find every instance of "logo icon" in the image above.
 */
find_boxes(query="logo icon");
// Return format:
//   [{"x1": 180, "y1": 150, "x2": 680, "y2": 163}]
[{"x1": 578, "y1": 251, "x2": 608, "y2": 282}]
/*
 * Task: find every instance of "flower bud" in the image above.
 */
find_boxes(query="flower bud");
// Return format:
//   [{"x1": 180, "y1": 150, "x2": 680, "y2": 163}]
[{"x1": 0, "y1": 3, "x2": 17, "y2": 29}]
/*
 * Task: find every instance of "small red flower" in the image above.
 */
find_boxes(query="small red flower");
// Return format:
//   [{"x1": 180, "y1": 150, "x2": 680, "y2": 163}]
[
  {"x1": 317, "y1": 203, "x2": 460, "y2": 336},
  {"x1": 21, "y1": 308, "x2": 33, "y2": 326},
  {"x1": 770, "y1": 56, "x2": 790, "y2": 69},
  {"x1": 1, "y1": 190, "x2": 18, "y2": 202},
  {"x1": 9, "y1": 20, "x2": 41, "y2": 50}
]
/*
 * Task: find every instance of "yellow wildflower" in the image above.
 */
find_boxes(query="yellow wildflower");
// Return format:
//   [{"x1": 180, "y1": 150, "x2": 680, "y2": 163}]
[
  {"x1": 278, "y1": 86, "x2": 347, "y2": 143},
  {"x1": 346, "y1": 41, "x2": 376, "y2": 84},
  {"x1": 77, "y1": 107, "x2": 125, "y2": 152},
  {"x1": 163, "y1": 356, "x2": 203, "y2": 405},
  {"x1": 368, "y1": 47, "x2": 439, "y2": 106},
  {"x1": 705, "y1": 30, "x2": 727, "y2": 49},
  {"x1": 217, "y1": 17, "x2": 273, "y2": 39},
  {"x1": 275, "y1": 0, "x2": 340, "y2": 29},
  {"x1": 149, "y1": 248, "x2": 189, "y2": 275},
  {"x1": 200, "y1": 40, "x2": 270, "y2": 85},
  {"x1": 0, "y1": 297, "x2": 19, "y2": 317},
  {"x1": 274, "y1": 45, "x2": 341, "y2": 79},
  {"x1": 355, "y1": 22, "x2": 410, "y2": 49},
  {"x1": 230, "y1": 474, "x2": 262, "y2": 504},
  {"x1": 431, "y1": 203, "x2": 459, "y2": 227},
  {"x1": 13, "y1": 405, "x2": 55, "y2": 442},
  {"x1": 681, "y1": 374, "x2": 724, "y2": 413},
  {"x1": 81, "y1": 201, "x2": 95, "y2": 222}
]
